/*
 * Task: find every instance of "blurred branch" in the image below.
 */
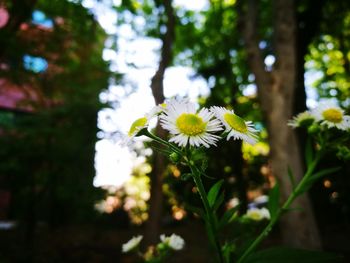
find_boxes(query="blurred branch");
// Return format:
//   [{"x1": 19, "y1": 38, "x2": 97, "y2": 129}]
[
  {"x1": 146, "y1": 0, "x2": 175, "y2": 246},
  {"x1": 150, "y1": 0, "x2": 175, "y2": 105},
  {"x1": 237, "y1": 0, "x2": 272, "y2": 113}
]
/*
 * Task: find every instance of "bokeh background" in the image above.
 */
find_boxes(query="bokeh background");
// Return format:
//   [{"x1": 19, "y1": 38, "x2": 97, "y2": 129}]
[{"x1": 0, "y1": 0, "x2": 349, "y2": 262}]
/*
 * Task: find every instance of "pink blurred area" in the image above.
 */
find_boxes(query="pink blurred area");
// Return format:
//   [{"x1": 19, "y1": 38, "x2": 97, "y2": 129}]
[
  {"x1": 0, "y1": 79, "x2": 39, "y2": 112},
  {"x1": 0, "y1": 7, "x2": 9, "y2": 28}
]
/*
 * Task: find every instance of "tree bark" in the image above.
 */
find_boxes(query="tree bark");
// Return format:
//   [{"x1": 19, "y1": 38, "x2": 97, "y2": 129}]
[
  {"x1": 144, "y1": 0, "x2": 175, "y2": 245},
  {"x1": 239, "y1": 0, "x2": 321, "y2": 249}
]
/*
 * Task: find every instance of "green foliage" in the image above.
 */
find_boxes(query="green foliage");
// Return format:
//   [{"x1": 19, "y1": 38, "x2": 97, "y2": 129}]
[
  {"x1": 0, "y1": 0, "x2": 110, "y2": 225},
  {"x1": 305, "y1": 138, "x2": 314, "y2": 167},
  {"x1": 267, "y1": 183, "x2": 280, "y2": 219},
  {"x1": 218, "y1": 205, "x2": 239, "y2": 229},
  {"x1": 287, "y1": 166, "x2": 296, "y2": 190},
  {"x1": 300, "y1": 167, "x2": 341, "y2": 195},
  {"x1": 305, "y1": 1, "x2": 350, "y2": 106},
  {"x1": 208, "y1": 179, "x2": 224, "y2": 207}
]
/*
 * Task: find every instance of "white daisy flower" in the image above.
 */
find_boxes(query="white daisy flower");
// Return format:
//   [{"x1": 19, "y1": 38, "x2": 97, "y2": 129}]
[
  {"x1": 127, "y1": 116, "x2": 149, "y2": 138},
  {"x1": 160, "y1": 233, "x2": 185, "y2": 250},
  {"x1": 210, "y1": 106, "x2": 258, "y2": 145},
  {"x1": 160, "y1": 98, "x2": 222, "y2": 148},
  {"x1": 148, "y1": 102, "x2": 168, "y2": 117},
  {"x1": 246, "y1": 207, "x2": 270, "y2": 221},
  {"x1": 127, "y1": 106, "x2": 161, "y2": 139},
  {"x1": 288, "y1": 111, "x2": 315, "y2": 128},
  {"x1": 122, "y1": 235, "x2": 143, "y2": 253},
  {"x1": 121, "y1": 106, "x2": 161, "y2": 147},
  {"x1": 311, "y1": 103, "x2": 350, "y2": 130}
]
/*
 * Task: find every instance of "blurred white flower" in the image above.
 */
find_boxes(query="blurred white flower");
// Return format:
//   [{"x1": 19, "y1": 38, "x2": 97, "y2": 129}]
[
  {"x1": 122, "y1": 235, "x2": 143, "y2": 253},
  {"x1": 246, "y1": 207, "x2": 270, "y2": 221},
  {"x1": 124, "y1": 105, "x2": 161, "y2": 145},
  {"x1": 160, "y1": 233, "x2": 185, "y2": 250}
]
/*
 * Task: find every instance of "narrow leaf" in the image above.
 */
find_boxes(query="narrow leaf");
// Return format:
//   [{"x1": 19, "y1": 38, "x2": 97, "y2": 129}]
[
  {"x1": 222, "y1": 242, "x2": 236, "y2": 263},
  {"x1": 305, "y1": 137, "x2": 313, "y2": 167},
  {"x1": 201, "y1": 158, "x2": 208, "y2": 172},
  {"x1": 205, "y1": 220, "x2": 216, "y2": 248},
  {"x1": 287, "y1": 166, "x2": 296, "y2": 190},
  {"x1": 213, "y1": 191, "x2": 225, "y2": 211},
  {"x1": 150, "y1": 145, "x2": 172, "y2": 156},
  {"x1": 208, "y1": 179, "x2": 224, "y2": 207},
  {"x1": 268, "y1": 182, "x2": 280, "y2": 219},
  {"x1": 298, "y1": 167, "x2": 341, "y2": 195},
  {"x1": 311, "y1": 167, "x2": 341, "y2": 181},
  {"x1": 219, "y1": 205, "x2": 240, "y2": 229}
]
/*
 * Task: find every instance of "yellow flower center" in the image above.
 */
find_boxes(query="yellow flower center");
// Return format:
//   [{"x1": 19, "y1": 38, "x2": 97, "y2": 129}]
[
  {"x1": 322, "y1": 108, "x2": 343, "y2": 123},
  {"x1": 248, "y1": 211, "x2": 263, "y2": 221},
  {"x1": 224, "y1": 113, "x2": 247, "y2": 133},
  {"x1": 128, "y1": 117, "x2": 147, "y2": 137},
  {"x1": 176, "y1": 113, "x2": 206, "y2": 136}
]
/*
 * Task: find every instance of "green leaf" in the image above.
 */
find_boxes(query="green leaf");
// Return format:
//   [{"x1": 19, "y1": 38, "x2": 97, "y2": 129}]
[
  {"x1": 150, "y1": 145, "x2": 172, "y2": 157},
  {"x1": 201, "y1": 157, "x2": 208, "y2": 172},
  {"x1": 191, "y1": 147, "x2": 206, "y2": 162},
  {"x1": 242, "y1": 246, "x2": 343, "y2": 263},
  {"x1": 298, "y1": 167, "x2": 341, "y2": 195},
  {"x1": 205, "y1": 220, "x2": 216, "y2": 248},
  {"x1": 208, "y1": 179, "x2": 224, "y2": 207},
  {"x1": 311, "y1": 167, "x2": 341, "y2": 181},
  {"x1": 287, "y1": 166, "x2": 296, "y2": 190},
  {"x1": 213, "y1": 191, "x2": 225, "y2": 211},
  {"x1": 305, "y1": 138, "x2": 313, "y2": 167},
  {"x1": 219, "y1": 205, "x2": 240, "y2": 229},
  {"x1": 268, "y1": 182, "x2": 280, "y2": 219},
  {"x1": 222, "y1": 242, "x2": 236, "y2": 263}
]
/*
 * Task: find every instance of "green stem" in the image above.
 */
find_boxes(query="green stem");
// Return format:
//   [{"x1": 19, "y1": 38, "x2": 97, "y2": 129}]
[
  {"x1": 142, "y1": 130, "x2": 182, "y2": 155},
  {"x1": 236, "y1": 151, "x2": 323, "y2": 263},
  {"x1": 143, "y1": 130, "x2": 223, "y2": 260},
  {"x1": 188, "y1": 162, "x2": 224, "y2": 263}
]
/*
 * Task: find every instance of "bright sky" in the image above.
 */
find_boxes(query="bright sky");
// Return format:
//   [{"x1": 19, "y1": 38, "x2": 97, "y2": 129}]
[{"x1": 89, "y1": 0, "x2": 210, "y2": 187}]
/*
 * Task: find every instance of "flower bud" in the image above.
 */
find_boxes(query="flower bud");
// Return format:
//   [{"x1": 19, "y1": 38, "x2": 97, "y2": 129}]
[
  {"x1": 169, "y1": 152, "x2": 181, "y2": 163},
  {"x1": 307, "y1": 123, "x2": 319, "y2": 134}
]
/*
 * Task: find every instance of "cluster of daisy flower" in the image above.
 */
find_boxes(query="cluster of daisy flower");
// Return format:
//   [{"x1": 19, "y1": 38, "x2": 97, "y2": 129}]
[
  {"x1": 289, "y1": 102, "x2": 350, "y2": 131},
  {"x1": 122, "y1": 233, "x2": 184, "y2": 253},
  {"x1": 159, "y1": 233, "x2": 185, "y2": 251},
  {"x1": 122, "y1": 233, "x2": 185, "y2": 261},
  {"x1": 127, "y1": 97, "x2": 258, "y2": 147}
]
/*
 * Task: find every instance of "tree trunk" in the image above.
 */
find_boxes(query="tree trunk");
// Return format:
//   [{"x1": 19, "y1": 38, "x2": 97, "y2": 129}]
[
  {"x1": 239, "y1": 0, "x2": 321, "y2": 249},
  {"x1": 144, "y1": 0, "x2": 175, "y2": 245}
]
